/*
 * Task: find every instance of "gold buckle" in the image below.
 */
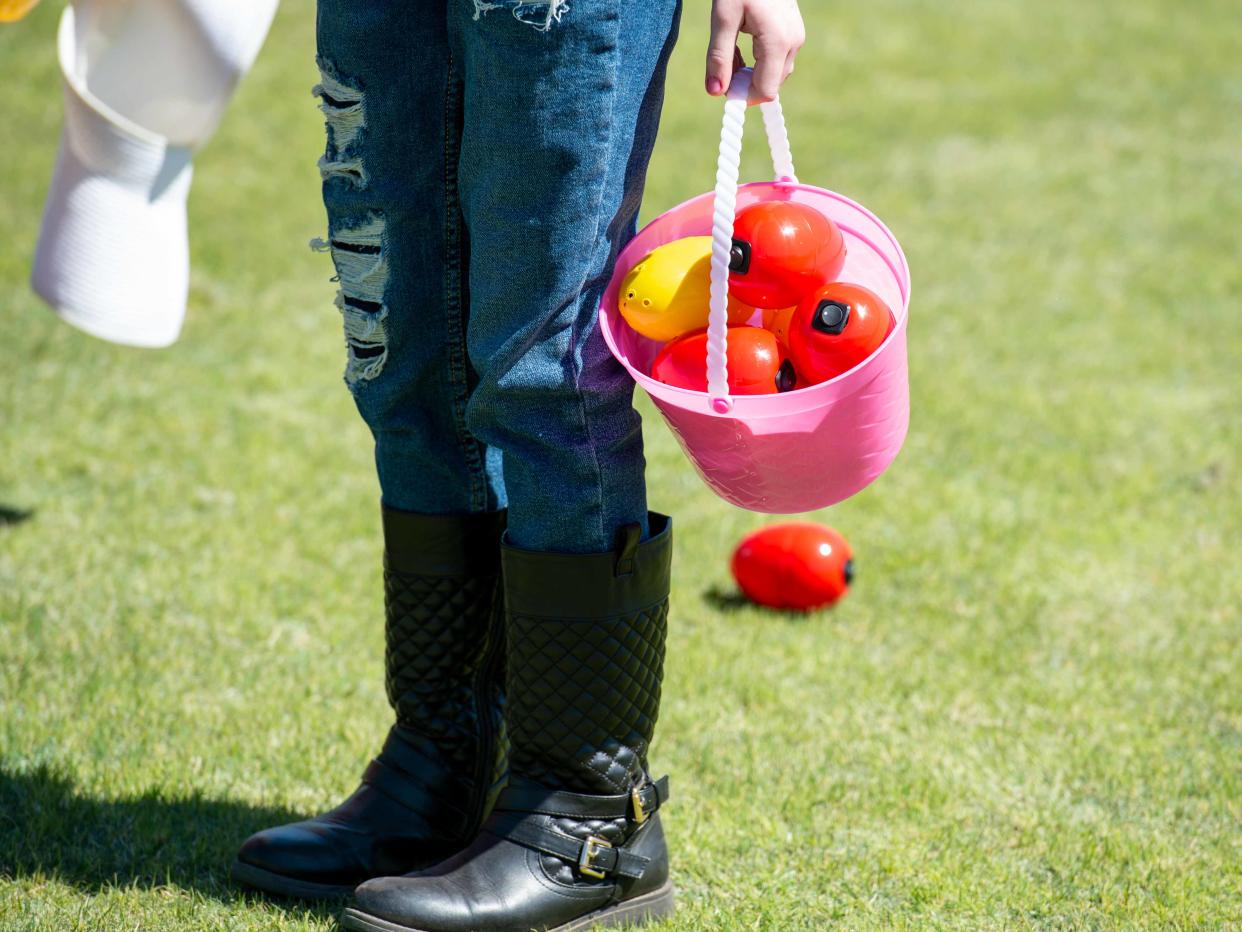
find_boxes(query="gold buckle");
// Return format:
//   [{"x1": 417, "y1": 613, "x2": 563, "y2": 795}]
[
  {"x1": 630, "y1": 785, "x2": 649, "y2": 825},
  {"x1": 578, "y1": 835, "x2": 612, "y2": 880}
]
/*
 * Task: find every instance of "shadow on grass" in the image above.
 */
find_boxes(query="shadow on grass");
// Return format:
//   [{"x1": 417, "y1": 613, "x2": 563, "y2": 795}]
[
  {"x1": 0, "y1": 764, "x2": 342, "y2": 919},
  {"x1": 702, "y1": 585, "x2": 817, "y2": 621},
  {"x1": 702, "y1": 585, "x2": 753, "y2": 613},
  {"x1": 0, "y1": 505, "x2": 34, "y2": 527}
]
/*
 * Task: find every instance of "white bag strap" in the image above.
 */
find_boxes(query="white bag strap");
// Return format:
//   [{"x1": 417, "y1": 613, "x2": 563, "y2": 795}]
[{"x1": 706, "y1": 67, "x2": 798, "y2": 412}]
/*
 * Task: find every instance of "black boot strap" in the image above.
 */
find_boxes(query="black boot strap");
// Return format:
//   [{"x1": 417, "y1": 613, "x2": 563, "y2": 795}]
[
  {"x1": 490, "y1": 775, "x2": 668, "y2": 881},
  {"x1": 500, "y1": 818, "x2": 653, "y2": 881},
  {"x1": 495, "y1": 775, "x2": 669, "y2": 823}
]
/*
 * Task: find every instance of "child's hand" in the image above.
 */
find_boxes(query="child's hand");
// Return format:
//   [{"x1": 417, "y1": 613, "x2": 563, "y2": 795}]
[{"x1": 706, "y1": 0, "x2": 805, "y2": 102}]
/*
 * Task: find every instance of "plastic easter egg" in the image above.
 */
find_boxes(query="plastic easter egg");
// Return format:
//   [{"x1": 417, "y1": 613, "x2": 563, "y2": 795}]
[
  {"x1": 786, "y1": 282, "x2": 894, "y2": 385},
  {"x1": 618, "y1": 236, "x2": 754, "y2": 342},
  {"x1": 761, "y1": 305, "x2": 797, "y2": 348},
  {"x1": 731, "y1": 522, "x2": 853, "y2": 611},
  {"x1": 728, "y1": 202, "x2": 847, "y2": 309},
  {"x1": 651, "y1": 326, "x2": 796, "y2": 394}
]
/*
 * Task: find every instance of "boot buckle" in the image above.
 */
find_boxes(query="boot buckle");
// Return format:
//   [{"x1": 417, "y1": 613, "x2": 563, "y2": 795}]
[
  {"x1": 578, "y1": 835, "x2": 612, "y2": 879},
  {"x1": 630, "y1": 785, "x2": 650, "y2": 825}
]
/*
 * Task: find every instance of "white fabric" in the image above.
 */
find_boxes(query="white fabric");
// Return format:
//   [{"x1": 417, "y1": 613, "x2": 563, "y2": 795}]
[{"x1": 32, "y1": 0, "x2": 278, "y2": 347}]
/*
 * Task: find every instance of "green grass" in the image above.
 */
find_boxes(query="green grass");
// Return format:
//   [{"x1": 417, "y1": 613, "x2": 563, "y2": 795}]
[{"x1": 2, "y1": 0, "x2": 1240, "y2": 928}]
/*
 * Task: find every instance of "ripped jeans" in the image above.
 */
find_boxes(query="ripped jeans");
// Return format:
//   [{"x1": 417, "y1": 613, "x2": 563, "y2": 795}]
[{"x1": 314, "y1": 0, "x2": 681, "y2": 553}]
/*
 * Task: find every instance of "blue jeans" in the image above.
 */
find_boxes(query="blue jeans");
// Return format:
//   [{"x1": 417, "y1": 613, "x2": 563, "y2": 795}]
[{"x1": 314, "y1": 0, "x2": 681, "y2": 553}]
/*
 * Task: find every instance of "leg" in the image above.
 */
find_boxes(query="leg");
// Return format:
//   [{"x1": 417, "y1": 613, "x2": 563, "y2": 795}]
[
  {"x1": 232, "y1": 1, "x2": 508, "y2": 898},
  {"x1": 345, "y1": 2, "x2": 681, "y2": 928},
  {"x1": 457, "y1": 0, "x2": 681, "y2": 552},
  {"x1": 316, "y1": 0, "x2": 504, "y2": 514}
]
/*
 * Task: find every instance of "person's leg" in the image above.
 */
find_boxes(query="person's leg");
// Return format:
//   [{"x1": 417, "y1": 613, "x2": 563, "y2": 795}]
[
  {"x1": 345, "y1": 2, "x2": 682, "y2": 929},
  {"x1": 232, "y1": 0, "x2": 509, "y2": 899},
  {"x1": 316, "y1": 16, "x2": 504, "y2": 515},
  {"x1": 458, "y1": 0, "x2": 681, "y2": 553}
]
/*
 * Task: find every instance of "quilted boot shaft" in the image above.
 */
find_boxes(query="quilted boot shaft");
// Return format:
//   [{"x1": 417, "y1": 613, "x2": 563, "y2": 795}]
[
  {"x1": 384, "y1": 506, "x2": 507, "y2": 777},
  {"x1": 502, "y1": 514, "x2": 671, "y2": 796},
  {"x1": 382, "y1": 506, "x2": 509, "y2": 811}
]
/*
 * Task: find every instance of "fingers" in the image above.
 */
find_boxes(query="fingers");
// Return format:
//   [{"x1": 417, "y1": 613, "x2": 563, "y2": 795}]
[
  {"x1": 706, "y1": 0, "x2": 743, "y2": 95},
  {"x1": 749, "y1": 34, "x2": 787, "y2": 103},
  {"x1": 748, "y1": 2, "x2": 806, "y2": 103},
  {"x1": 709, "y1": 0, "x2": 806, "y2": 100},
  {"x1": 783, "y1": 47, "x2": 798, "y2": 84}
]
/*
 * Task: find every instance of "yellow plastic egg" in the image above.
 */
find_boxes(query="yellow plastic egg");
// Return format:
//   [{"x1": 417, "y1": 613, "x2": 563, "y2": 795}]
[{"x1": 618, "y1": 236, "x2": 753, "y2": 342}]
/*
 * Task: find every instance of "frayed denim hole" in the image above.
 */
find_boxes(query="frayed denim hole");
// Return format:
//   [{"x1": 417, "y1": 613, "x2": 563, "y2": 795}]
[
  {"x1": 311, "y1": 213, "x2": 390, "y2": 386},
  {"x1": 472, "y1": 0, "x2": 569, "y2": 32},
  {"x1": 313, "y1": 63, "x2": 367, "y2": 185}
]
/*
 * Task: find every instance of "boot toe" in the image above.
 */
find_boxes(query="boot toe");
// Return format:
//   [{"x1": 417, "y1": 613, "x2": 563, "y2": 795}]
[
  {"x1": 352, "y1": 874, "x2": 479, "y2": 932},
  {"x1": 236, "y1": 820, "x2": 361, "y2": 886}
]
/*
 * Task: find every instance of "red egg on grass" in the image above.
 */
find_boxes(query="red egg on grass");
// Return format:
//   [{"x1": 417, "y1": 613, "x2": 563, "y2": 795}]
[{"x1": 731, "y1": 522, "x2": 854, "y2": 611}]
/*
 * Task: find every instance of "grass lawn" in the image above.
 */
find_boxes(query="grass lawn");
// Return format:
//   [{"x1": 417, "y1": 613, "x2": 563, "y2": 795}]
[{"x1": 2, "y1": 0, "x2": 1240, "y2": 928}]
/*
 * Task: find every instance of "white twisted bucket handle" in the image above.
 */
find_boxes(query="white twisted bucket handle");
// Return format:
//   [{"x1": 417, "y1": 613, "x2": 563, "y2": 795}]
[{"x1": 706, "y1": 67, "x2": 798, "y2": 413}]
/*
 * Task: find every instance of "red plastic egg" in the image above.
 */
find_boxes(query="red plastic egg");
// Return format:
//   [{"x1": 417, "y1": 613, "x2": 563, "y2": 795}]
[
  {"x1": 731, "y1": 522, "x2": 854, "y2": 611},
  {"x1": 786, "y1": 282, "x2": 893, "y2": 385},
  {"x1": 761, "y1": 305, "x2": 797, "y2": 348},
  {"x1": 729, "y1": 201, "x2": 847, "y2": 309},
  {"x1": 651, "y1": 326, "x2": 797, "y2": 394}
]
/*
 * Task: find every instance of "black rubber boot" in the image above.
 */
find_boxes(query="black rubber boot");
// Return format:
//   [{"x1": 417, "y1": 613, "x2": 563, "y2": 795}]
[
  {"x1": 343, "y1": 514, "x2": 674, "y2": 932},
  {"x1": 231, "y1": 507, "x2": 509, "y2": 899}
]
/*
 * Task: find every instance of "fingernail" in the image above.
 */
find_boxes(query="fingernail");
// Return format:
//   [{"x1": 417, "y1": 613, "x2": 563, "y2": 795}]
[{"x1": 707, "y1": 77, "x2": 722, "y2": 95}]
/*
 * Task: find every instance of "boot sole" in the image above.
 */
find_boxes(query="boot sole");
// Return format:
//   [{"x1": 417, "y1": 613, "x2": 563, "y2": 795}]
[
  {"x1": 339, "y1": 879, "x2": 675, "y2": 931},
  {"x1": 230, "y1": 858, "x2": 355, "y2": 900}
]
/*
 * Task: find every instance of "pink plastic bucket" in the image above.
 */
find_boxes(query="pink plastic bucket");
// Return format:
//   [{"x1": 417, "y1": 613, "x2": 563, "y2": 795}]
[{"x1": 600, "y1": 70, "x2": 911, "y2": 514}]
